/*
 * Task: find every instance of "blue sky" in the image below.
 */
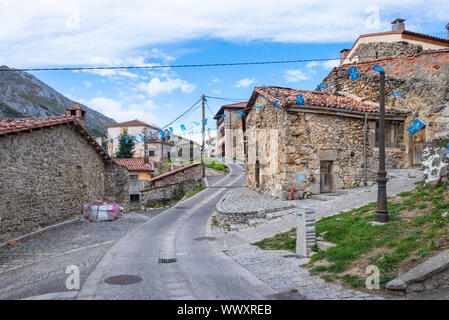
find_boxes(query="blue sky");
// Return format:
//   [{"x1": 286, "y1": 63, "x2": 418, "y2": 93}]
[{"x1": 1, "y1": 0, "x2": 448, "y2": 141}]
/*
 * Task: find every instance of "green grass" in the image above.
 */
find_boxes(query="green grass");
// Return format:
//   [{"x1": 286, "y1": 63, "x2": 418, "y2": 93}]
[
  {"x1": 144, "y1": 201, "x2": 166, "y2": 209},
  {"x1": 253, "y1": 182, "x2": 449, "y2": 289},
  {"x1": 185, "y1": 185, "x2": 206, "y2": 199},
  {"x1": 205, "y1": 159, "x2": 229, "y2": 171}
]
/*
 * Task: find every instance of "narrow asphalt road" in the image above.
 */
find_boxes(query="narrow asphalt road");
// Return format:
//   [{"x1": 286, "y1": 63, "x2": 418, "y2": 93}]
[{"x1": 79, "y1": 162, "x2": 275, "y2": 300}]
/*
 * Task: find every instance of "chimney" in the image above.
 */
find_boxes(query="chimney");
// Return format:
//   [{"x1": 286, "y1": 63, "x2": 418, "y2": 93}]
[
  {"x1": 66, "y1": 103, "x2": 87, "y2": 128},
  {"x1": 340, "y1": 49, "x2": 350, "y2": 64},
  {"x1": 446, "y1": 23, "x2": 449, "y2": 40},
  {"x1": 391, "y1": 18, "x2": 405, "y2": 31}
]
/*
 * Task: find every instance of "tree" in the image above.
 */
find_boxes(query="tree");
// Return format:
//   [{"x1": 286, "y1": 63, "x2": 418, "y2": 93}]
[{"x1": 115, "y1": 128, "x2": 135, "y2": 158}]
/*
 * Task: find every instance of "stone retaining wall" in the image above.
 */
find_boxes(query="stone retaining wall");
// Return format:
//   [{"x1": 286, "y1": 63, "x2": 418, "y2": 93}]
[
  {"x1": 141, "y1": 180, "x2": 199, "y2": 204},
  {"x1": 422, "y1": 139, "x2": 449, "y2": 183}
]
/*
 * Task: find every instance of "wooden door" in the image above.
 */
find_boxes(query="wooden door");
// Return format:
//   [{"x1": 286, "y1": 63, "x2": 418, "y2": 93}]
[
  {"x1": 412, "y1": 128, "x2": 426, "y2": 166},
  {"x1": 320, "y1": 161, "x2": 332, "y2": 193}
]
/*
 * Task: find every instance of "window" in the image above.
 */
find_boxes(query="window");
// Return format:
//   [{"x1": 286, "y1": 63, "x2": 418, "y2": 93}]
[
  {"x1": 129, "y1": 174, "x2": 139, "y2": 180},
  {"x1": 130, "y1": 194, "x2": 140, "y2": 202},
  {"x1": 149, "y1": 150, "x2": 155, "y2": 157},
  {"x1": 375, "y1": 121, "x2": 400, "y2": 148},
  {"x1": 70, "y1": 110, "x2": 76, "y2": 116}
]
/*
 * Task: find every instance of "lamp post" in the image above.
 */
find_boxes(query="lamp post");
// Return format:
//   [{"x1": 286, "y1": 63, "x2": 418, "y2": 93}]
[{"x1": 374, "y1": 71, "x2": 389, "y2": 222}]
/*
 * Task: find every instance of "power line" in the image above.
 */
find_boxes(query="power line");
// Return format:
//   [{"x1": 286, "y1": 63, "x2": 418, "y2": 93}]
[
  {"x1": 162, "y1": 97, "x2": 202, "y2": 129},
  {"x1": 205, "y1": 99, "x2": 215, "y2": 118},
  {"x1": 204, "y1": 95, "x2": 247, "y2": 103},
  {"x1": 0, "y1": 57, "x2": 341, "y2": 72}
]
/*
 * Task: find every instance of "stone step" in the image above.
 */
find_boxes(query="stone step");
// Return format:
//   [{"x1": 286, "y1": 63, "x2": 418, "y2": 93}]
[
  {"x1": 266, "y1": 209, "x2": 296, "y2": 220},
  {"x1": 310, "y1": 194, "x2": 341, "y2": 201},
  {"x1": 247, "y1": 218, "x2": 267, "y2": 226}
]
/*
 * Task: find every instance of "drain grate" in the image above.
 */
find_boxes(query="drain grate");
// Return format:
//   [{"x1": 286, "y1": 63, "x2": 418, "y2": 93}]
[
  {"x1": 158, "y1": 257, "x2": 177, "y2": 264},
  {"x1": 104, "y1": 275, "x2": 142, "y2": 285},
  {"x1": 282, "y1": 254, "x2": 300, "y2": 259},
  {"x1": 174, "y1": 206, "x2": 188, "y2": 209},
  {"x1": 194, "y1": 237, "x2": 216, "y2": 241}
]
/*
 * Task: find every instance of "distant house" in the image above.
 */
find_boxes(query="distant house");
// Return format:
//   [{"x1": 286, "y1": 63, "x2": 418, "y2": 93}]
[
  {"x1": 340, "y1": 18, "x2": 449, "y2": 65},
  {"x1": 163, "y1": 130, "x2": 201, "y2": 164},
  {"x1": 0, "y1": 104, "x2": 129, "y2": 242},
  {"x1": 107, "y1": 119, "x2": 173, "y2": 163},
  {"x1": 213, "y1": 102, "x2": 247, "y2": 159},
  {"x1": 206, "y1": 136, "x2": 216, "y2": 158},
  {"x1": 113, "y1": 157, "x2": 154, "y2": 207}
]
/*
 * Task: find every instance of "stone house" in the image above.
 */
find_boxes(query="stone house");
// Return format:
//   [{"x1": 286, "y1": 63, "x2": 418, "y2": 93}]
[
  {"x1": 113, "y1": 157, "x2": 154, "y2": 208},
  {"x1": 163, "y1": 130, "x2": 201, "y2": 164},
  {"x1": 214, "y1": 102, "x2": 247, "y2": 159},
  {"x1": 0, "y1": 105, "x2": 129, "y2": 242},
  {"x1": 340, "y1": 18, "x2": 449, "y2": 65},
  {"x1": 243, "y1": 86, "x2": 408, "y2": 199}
]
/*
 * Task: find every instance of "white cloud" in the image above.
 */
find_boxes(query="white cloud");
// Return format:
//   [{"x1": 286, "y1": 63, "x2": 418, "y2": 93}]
[
  {"x1": 83, "y1": 81, "x2": 92, "y2": 88},
  {"x1": 283, "y1": 70, "x2": 308, "y2": 83},
  {"x1": 233, "y1": 78, "x2": 256, "y2": 88},
  {"x1": 321, "y1": 59, "x2": 340, "y2": 69},
  {"x1": 0, "y1": 1, "x2": 447, "y2": 67},
  {"x1": 78, "y1": 96, "x2": 159, "y2": 125},
  {"x1": 138, "y1": 77, "x2": 195, "y2": 97}
]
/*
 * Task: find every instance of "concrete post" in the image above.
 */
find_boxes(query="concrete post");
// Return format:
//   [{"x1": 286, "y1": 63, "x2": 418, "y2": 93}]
[{"x1": 296, "y1": 207, "x2": 316, "y2": 257}]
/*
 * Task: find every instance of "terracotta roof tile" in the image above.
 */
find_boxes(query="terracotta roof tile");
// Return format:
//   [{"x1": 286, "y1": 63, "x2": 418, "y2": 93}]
[
  {"x1": 143, "y1": 163, "x2": 200, "y2": 186},
  {"x1": 66, "y1": 103, "x2": 85, "y2": 111},
  {"x1": 0, "y1": 115, "x2": 111, "y2": 161},
  {"x1": 107, "y1": 119, "x2": 160, "y2": 129},
  {"x1": 248, "y1": 86, "x2": 407, "y2": 115},
  {"x1": 338, "y1": 48, "x2": 449, "y2": 78},
  {"x1": 113, "y1": 158, "x2": 154, "y2": 171}
]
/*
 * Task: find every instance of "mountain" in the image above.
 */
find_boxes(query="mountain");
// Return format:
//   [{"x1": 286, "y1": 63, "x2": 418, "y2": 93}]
[{"x1": 0, "y1": 65, "x2": 115, "y2": 137}]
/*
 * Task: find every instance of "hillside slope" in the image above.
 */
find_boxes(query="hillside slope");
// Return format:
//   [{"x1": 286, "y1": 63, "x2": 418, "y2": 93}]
[{"x1": 0, "y1": 65, "x2": 115, "y2": 136}]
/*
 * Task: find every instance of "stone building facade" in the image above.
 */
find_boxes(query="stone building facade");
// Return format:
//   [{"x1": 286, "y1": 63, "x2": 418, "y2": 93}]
[
  {"x1": 320, "y1": 49, "x2": 449, "y2": 168},
  {"x1": 0, "y1": 110, "x2": 129, "y2": 242},
  {"x1": 244, "y1": 87, "x2": 407, "y2": 199},
  {"x1": 214, "y1": 102, "x2": 246, "y2": 159}
]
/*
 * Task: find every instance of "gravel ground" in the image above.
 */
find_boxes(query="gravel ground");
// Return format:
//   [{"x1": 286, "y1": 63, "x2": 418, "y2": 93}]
[{"x1": 220, "y1": 187, "x2": 294, "y2": 213}]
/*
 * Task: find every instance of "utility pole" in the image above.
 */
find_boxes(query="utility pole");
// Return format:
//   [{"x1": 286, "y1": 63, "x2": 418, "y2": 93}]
[
  {"x1": 201, "y1": 94, "x2": 206, "y2": 179},
  {"x1": 374, "y1": 71, "x2": 389, "y2": 222}
]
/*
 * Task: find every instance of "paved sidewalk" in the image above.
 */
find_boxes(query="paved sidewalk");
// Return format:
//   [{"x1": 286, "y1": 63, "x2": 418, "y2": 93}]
[
  {"x1": 0, "y1": 211, "x2": 162, "y2": 275},
  {"x1": 226, "y1": 244, "x2": 384, "y2": 300}
]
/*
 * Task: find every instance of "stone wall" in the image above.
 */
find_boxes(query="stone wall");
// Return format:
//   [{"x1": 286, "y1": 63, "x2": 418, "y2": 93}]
[
  {"x1": 320, "y1": 54, "x2": 449, "y2": 162},
  {"x1": 140, "y1": 163, "x2": 201, "y2": 203},
  {"x1": 422, "y1": 139, "x2": 449, "y2": 183},
  {"x1": 140, "y1": 180, "x2": 199, "y2": 204},
  {"x1": 245, "y1": 95, "x2": 406, "y2": 199},
  {"x1": 348, "y1": 42, "x2": 423, "y2": 63},
  {"x1": 0, "y1": 124, "x2": 129, "y2": 242}
]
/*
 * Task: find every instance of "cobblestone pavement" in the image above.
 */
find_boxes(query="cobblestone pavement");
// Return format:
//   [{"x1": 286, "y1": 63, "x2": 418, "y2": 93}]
[
  {"x1": 226, "y1": 244, "x2": 385, "y2": 300},
  {"x1": 0, "y1": 210, "x2": 163, "y2": 275}
]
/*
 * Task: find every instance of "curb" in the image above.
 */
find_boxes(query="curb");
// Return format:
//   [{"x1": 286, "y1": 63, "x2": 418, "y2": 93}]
[{"x1": 0, "y1": 217, "x2": 82, "y2": 249}]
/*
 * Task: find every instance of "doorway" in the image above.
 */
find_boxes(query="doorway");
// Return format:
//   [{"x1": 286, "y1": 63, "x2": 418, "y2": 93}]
[
  {"x1": 320, "y1": 161, "x2": 333, "y2": 193},
  {"x1": 255, "y1": 160, "x2": 260, "y2": 188},
  {"x1": 412, "y1": 127, "x2": 426, "y2": 166}
]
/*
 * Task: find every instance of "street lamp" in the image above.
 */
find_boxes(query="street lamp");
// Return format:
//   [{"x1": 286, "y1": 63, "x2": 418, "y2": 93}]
[{"x1": 374, "y1": 71, "x2": 389, "y2": 222}]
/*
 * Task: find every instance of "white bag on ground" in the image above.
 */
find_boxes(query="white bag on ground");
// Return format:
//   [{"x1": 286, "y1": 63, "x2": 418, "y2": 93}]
[{"x1": 87, "y1": 203, "x2": 119, "y2": 222}]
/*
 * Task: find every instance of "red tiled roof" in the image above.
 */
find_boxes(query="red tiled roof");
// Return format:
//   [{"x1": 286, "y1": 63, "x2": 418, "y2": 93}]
[
  {"x1": 0, "y1": 116, "x2": 77, "y2": 135},
  {"x1": 336, "y1": 48, "x2": 449, "y2": 78},
  {"x1": 113, "y1": 157, "x2": 154, "y2": 171},
  {"x1": 214, "y1": 101, "x2": 248, "y2": 119},
  {"x1": 0, "y1": 116, "x2": 111, "y2": 161},
  {"x1": 144, "y1": 163, "x2": 200, "y2": 185},
  {"x1": 247, "y1": 86, "x2": 407, "y2": 115},
  {"x1": 107, "y1": 119, "x2": 160, "y2": 129},
  {"x1": 66, "y1": 103, "x2": 85, "y2": 111},
  {"x1": 358, "y1": 30, "x2": 449, "y2": 46}
]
